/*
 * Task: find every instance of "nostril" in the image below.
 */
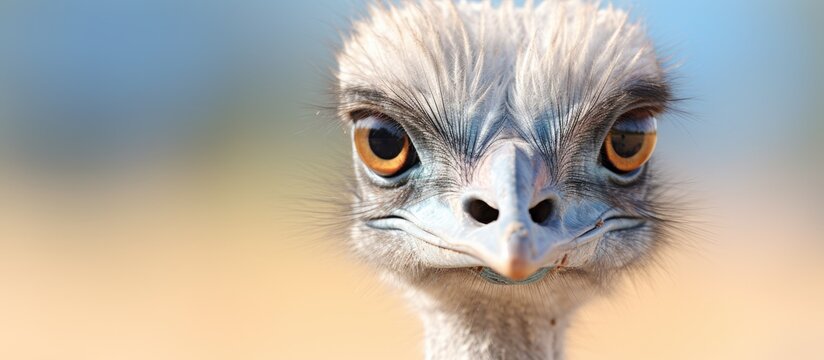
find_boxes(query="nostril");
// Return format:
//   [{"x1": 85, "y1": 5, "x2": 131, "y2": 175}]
[
  {"x1": 529, "y1": 199, "x2": 554, "y2": 224},
  {"x1": 465, "y1": 198, "x2": 499, "y2": 225}
]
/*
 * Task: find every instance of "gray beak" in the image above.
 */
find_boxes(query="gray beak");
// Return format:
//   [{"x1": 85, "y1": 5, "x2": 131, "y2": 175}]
[{"x1": 369, "y1": 141, "x2": 642, "y2": 281}]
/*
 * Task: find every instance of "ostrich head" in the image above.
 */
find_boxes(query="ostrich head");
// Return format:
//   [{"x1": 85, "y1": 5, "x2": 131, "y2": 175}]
[{"x1": 334, "y1": 1, "x2": 677, "y2": 356}]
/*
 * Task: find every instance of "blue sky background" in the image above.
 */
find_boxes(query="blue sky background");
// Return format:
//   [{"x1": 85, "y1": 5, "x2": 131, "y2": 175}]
[{"x1": 0, "y1": 0, "x2": 819, "y2": 170}]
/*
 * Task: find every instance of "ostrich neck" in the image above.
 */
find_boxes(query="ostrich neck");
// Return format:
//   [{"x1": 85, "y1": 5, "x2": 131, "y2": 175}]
[{"x1": 417, "y1": 299, "x2": 568, "y2": 360}]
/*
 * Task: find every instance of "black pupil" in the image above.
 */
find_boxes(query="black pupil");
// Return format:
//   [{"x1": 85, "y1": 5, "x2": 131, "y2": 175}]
[
  {"x1": 610, "y1": 131, "x2": 645, "y2": 157},
  {"x1": 368, "y1": 127, "x2": 405, "y2": 160}
]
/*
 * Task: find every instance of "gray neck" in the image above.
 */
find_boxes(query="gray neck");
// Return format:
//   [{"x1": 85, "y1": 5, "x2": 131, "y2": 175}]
[{"x1": 417, "y1": 300, "x2": 568, "y2": 360}]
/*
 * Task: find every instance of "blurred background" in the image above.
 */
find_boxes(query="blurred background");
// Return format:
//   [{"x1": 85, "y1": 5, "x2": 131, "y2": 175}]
[{"x1": 0, "y1": 0, "x2": 821, "y2": 359}]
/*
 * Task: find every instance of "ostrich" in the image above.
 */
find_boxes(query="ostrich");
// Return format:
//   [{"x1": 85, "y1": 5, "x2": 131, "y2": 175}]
[{"x1": 333, "y1": 1, "x2": 679, "y2": 359}]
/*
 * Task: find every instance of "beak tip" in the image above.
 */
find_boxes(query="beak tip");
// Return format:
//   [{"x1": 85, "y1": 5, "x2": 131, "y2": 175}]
[{"x1": 495, "y1": 258, "x2": 539, "y2": 281}]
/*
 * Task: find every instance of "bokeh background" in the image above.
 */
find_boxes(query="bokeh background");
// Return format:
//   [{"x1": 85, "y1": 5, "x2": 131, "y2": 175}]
[{"x1": 0, "y1": 0, "x2": 821, "y2": 359}]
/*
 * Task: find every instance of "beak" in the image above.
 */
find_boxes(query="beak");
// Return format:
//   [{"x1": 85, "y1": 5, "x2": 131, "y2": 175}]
[
  {"x1": 370, "y1": 142, "x2": 621, "y2": 282},
  {"x1": 447, "y1": 142, "x2": 590, "y2": 281}
]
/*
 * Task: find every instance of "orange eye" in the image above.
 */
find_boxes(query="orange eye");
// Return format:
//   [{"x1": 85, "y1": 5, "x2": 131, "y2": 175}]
[
  {"x1": 602, "y1": 109, "x2": 657, "y2": 173},
  {"x1": 353, "y1": 114, "x2": 416, "y2": 177}
]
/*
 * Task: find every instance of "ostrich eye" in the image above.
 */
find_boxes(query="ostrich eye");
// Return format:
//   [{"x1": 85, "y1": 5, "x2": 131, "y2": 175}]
[
  {"x1": 602, "y1": 109, "x2": 657, "y2": 173},
  {"x1": 352, "y1": 113, "x2": 417, "y2": 177}
]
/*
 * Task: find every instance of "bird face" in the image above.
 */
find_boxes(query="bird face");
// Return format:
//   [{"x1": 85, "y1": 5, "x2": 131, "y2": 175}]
[
  {"x1": 348, "y1": 105, "x2": 660, "y2": 284},
  {"x1": 337, "y1": 1, "x2": 675, "y2": 287}
]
